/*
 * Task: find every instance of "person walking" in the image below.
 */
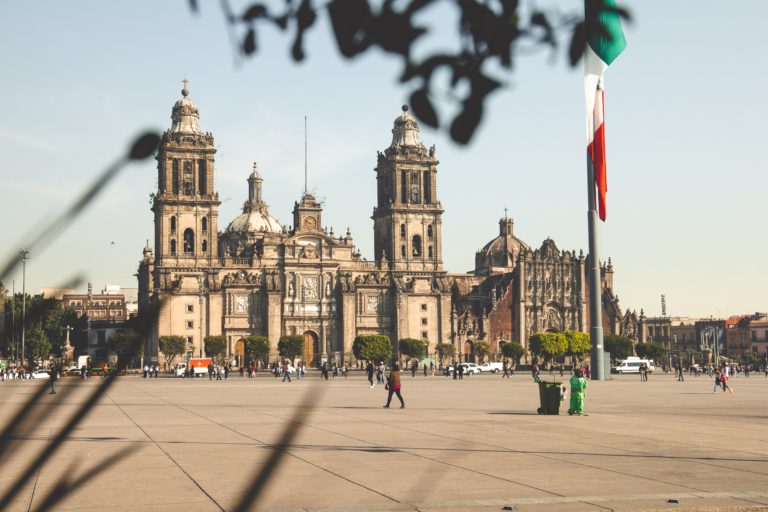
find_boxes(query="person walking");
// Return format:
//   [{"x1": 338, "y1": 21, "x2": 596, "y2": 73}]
[
  {"x1": 376, "y1": 363, "x2": 384, "y2": 384},
  {"x1": 321, "y1": 361, "x2": 329, "y2": 380},
  {"x1": 282, "y1": 361, "x2": 292, "y2": 382},
  {"x1": 568, "y1": 368, "x2": 588, "y2": 416},
  {"x1": 366, "y1": 360, "x2": 375, "y2": 388},
  {"x1": 383, "y1": 364, "x2": 405, "y2": 408},
  {"x1": 411, "y1": 362, "x2": 417, "y2": 378},
  {"x1": 48, "y1": 365, "x2": 58, "y2": 394},
  {"x1": 457, "y1": 363, "x2": 465, "y2": 380},
  {"x1": 531, "y1": 362, "x2": 541, "y2": 383},
  {"x1": 423, "y1": 363, "x2": 427, "y2": 377},
  {"x1": 502, "y1": 360, "x2": 510, "y2": 378},
  {"x1": 430, "y1": 361, "x2": 435, "y2": 376},
  {"x1": 720, "y1": 368, "x2": 733, "y2": 394}
]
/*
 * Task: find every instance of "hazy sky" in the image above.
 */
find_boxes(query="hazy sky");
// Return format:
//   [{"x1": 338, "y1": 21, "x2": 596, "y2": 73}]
[{"x1": 1, "y1": 1, "x2": 766, "y2": 318}]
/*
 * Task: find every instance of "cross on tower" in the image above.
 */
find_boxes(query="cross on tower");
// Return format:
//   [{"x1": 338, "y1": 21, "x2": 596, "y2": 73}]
[
  {"x1": 182, "y1": 79, "x2": 189, "y2": 96},
  {"x1": 504, "y1": 207, "x2": 508, "y2": 218}
]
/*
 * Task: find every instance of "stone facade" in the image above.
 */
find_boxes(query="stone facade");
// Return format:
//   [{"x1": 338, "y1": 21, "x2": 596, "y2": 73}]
[
  {"x1": 138, "y1": 84, "x2": 638, "y2": 367},
  {"x1": 451, "y1": 221, "x2": 640, "y2": 362}
]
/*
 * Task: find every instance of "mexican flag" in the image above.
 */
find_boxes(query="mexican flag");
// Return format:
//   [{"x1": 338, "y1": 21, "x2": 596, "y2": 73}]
[{"x1": 585, "y1": 0, "x2": 626, "y2": 221}]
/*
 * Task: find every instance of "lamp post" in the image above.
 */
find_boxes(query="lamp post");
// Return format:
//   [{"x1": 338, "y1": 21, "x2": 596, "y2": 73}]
[{"x1": 19, "y1": 249, "x2": 29, "y2": 372}]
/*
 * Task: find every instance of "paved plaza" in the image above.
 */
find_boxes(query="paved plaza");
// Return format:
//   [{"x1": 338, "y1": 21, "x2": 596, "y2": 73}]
[{"x1": 2, "y1": 371, "x2": 768, "y2": 512}]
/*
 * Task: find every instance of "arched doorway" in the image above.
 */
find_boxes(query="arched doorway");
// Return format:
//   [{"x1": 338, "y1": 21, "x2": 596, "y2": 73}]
[
  {"x1": 303, "y1": 330, "x2": 319, "y2": 366},
  {"x1": 464, "y1": 340, "x2": 474, "y2": 363},
  {"x1": 234, "y1": 339, "x2": 245, "y2": 367}
]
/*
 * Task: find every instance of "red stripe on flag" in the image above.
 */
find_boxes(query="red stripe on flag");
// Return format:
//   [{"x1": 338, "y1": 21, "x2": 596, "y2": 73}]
[{"x1": 589, "y1": 90, "x2": 607, "y2": 221}]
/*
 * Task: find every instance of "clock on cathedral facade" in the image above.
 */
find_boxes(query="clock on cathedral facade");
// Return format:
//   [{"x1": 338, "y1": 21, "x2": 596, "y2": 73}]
[{"x1": 137, "y1": 86, "x2": 641, "y2": 367}]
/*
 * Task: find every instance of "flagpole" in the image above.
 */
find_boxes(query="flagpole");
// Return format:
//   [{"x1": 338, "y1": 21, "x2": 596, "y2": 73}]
[{"x1": 586, "y1": 150, "x2": 605, "y2": 380}]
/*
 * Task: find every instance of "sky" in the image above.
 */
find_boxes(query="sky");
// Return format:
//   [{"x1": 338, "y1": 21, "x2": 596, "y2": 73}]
[{"x1": 1, "y1": 1, "x2": 766, "y2": 319}]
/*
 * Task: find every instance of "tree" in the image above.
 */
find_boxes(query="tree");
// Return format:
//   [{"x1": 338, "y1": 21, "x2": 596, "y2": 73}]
[
  {"x1": 204, "y1": 335, "x2": 227, "y2": 361},
  {"x1": 635, "y1": 341, "x2": 665, "y2": 361},
  {"x1": 603, "y1": 335, "x2": 633, "y2": 363},
  {"x1": 437, "y1": 343, "x2": 455, "y2": 365},
  {"x1": 528, "y1": 332, "x2": 567, "y2": 363},
  {"x1": 564, "y1": 330, "x2": 591, "y2": 363},
  {"x1": 474, "y1": 341, "x2": 490, "y2": 364},
  {"x1": 243, "y1": 335, "x2": 270, "y2": 365},
  {"x1": 210, "y1": 1, "x2": 630, "y2": 145},
  {"x1": 398, "y1": 338, "x2": 425, "y2": 365},
  {"x1": 26, "y1": 325, "x2": 52, "y2": 361},
  {"x1": 500, "y1": 341, "x2": 525, "y2": 364},
  {"x1": 159, "y1": 335, "x2": 186, "y2": 367},
  {"x1": 108, "y1": 331, "x2": 143, "y2": 364},
  {"x1": 278, "y1": 335, "x2": 304, "y2": 362},
  {"x1": 352, "y1": 334, "x2": 392, "y2": 363}
]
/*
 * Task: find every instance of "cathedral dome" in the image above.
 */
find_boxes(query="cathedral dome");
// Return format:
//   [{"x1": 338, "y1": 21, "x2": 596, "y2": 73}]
[
  {"x1": 390, "y1": 105, "x2": 425, "y2": 148},
  {"x1": 170, "y1": 80, "x2": 201, "y2": 134},
  {"x1": 475, "y1": 215, "x2": 529, "y2": 275},
  {"x1": 225, "y1": 163, "x2": 282, "y2": 235},
  {"x1": 225, "y1": 208, "x2": 282, "y2": 235}
]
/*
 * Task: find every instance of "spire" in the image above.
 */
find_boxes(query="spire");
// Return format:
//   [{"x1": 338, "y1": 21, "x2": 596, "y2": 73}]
[
  {"x1": 391, "y1": 105, "x2": 424, "y2": 148},
  {"x1": 247, "y1": 162, "x2": 264, "y2": 209},
  {"x1": 499, "y1": 211, "x2": 514, "y2": 236},
  {"x1": 170, "y1": 79, "x2": 201, "y2": 134}
]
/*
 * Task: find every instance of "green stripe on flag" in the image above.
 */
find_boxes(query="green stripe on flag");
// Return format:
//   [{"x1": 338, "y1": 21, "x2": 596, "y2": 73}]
[{"x1": 586, "y1": 0, "x2": 627, "y2": 65}]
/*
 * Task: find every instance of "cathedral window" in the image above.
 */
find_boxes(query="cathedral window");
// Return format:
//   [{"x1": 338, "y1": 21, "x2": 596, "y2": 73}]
[
  {"x1": 201, "y1": 216, "x2": 208, "y2": 233},
  {"x1": 198, "y1": 159, "x2": 207, "y2": 195},
  {"x1": 183, "y1": 228, "x2": 195, "y2": 254},
  {"x1": 423, "y1": 170, "x2": 431, "y2": 203},
  {"x1": 401, "y1": 170, "x2": 407, "y2": 203},
  {"x1": 170, "y1": 239, "x2": 177, "y2": 255},
  {"x1": 427, "y1": 224, "x2": 433, "y2": 239},
  {"x1": 170, "y1": 216, "x2": 176, "y2": 233},
  {"x1": 401, "y1": 245, "x2": 406, "y2": 258},
  {"x1": 412, "y1": 235, "x2": 422, "y2": 257},
  {"x1": 428, "y1": 246, "x2": 433, "y2": 259},
  {"x1": 400, "y1": 224, "x2": 406, "y2": 238},
  {"x1": 183, "y1": 161, "x2": 194, "y2": 195},
  {"x1": 202, "y1": 240, "x2": 208, "y2": 253},
  {"x1": 172, "y1": 159, "x2": 179, "y2": 194},
  {"x1": 409, "y1": 173, "x2": 420, "y2": 203}
]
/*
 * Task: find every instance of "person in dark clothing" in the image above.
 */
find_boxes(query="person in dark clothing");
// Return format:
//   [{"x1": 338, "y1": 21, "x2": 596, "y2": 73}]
[
  {"x1": 383, "y1": 364, "x2": 405, "y2": 408},
  {"x1": 365, "y1": 361, "x2": 375, "y2": 388},
  {"x1": 453, "y1": 363, "x2": 458, "y2": 380},
  {"x1": 411, "y1": 362, "x2": 417, "y2": 378},
  {"x1": 321, "y1": 362, "x2": 329, "y2": 380},
  {"x1": 49, "y1": 365, "x2": 58, "y2": 394},
  {"x1": 458, "y1": 364, "x2": 464, "y2": 380}
]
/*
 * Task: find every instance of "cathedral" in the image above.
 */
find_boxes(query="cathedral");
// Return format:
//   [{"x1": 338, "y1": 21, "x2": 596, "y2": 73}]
[{"x1": 137, "y1": 83, "x2": 640, "y2": 366}]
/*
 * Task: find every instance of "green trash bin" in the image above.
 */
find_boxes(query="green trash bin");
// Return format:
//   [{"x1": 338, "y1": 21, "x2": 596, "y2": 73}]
[{"x1": 536, "y1": 381, "x2": 563, "y2": 415}]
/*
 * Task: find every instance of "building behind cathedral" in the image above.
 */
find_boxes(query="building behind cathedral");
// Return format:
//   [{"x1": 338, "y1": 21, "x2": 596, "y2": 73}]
[{"x1": 138, "y1": 84, "x2": 641, "y2": 367}]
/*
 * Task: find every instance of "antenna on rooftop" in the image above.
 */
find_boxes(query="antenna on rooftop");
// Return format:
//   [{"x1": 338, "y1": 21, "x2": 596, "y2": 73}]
[{"x1": 304, "y1": 115, "x2": 308, "y2": 195}]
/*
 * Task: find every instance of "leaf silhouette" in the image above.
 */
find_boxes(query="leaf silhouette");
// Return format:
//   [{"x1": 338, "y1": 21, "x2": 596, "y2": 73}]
[
  {"x1": 410, "y1": 89, "x2": 438, "y2": 128},
  {"x1": 243, "y1": 28, "x2": 257, "y2": 55},
  {"x1": 128, "y1": 132, "x2": 161, "y2": 160}
]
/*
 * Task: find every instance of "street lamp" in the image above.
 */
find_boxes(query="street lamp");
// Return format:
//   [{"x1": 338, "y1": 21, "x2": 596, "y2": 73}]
[{"x1": 19, "y1": 249, "x2": 29, "y2": 371}]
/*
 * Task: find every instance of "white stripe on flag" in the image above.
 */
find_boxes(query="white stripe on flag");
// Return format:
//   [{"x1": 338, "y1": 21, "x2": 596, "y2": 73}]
[{"x1": 584, "y1": 44, "x2": 607, "y2": 143}]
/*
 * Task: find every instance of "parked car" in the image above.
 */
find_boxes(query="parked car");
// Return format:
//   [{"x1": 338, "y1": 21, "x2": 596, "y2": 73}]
[
  {"x1": 444, "y1": 363, "x2": 480, "y2": 376},
  {"x1": 477, "y1": 362, "x2": 503, "y2": 373},
  {"x1": 31, "y1": 369, "x2": 51, "y2": 379}
]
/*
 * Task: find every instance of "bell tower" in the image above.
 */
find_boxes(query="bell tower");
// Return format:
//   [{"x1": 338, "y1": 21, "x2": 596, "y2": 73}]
[
  {"x1": 372, "y1": 106, "x2": 443, "y2": 272},
  {"x1": 152, "y1": 81, "x2": 220, "y2": 269}
]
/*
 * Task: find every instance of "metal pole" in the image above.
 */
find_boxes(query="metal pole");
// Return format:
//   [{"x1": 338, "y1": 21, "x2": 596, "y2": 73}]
[
  {"x1": 11, "y1": 280, "x2": 15, "y2": 362},
  {"x1": 20, "y1": 249, "x2": 29, "y2": 372},
  {"x1": 586, "y1": 155, "x2": 605, "y2": 380},
  {"x1": 198, "y1": 278, "x2": 204, "y2": 358}
]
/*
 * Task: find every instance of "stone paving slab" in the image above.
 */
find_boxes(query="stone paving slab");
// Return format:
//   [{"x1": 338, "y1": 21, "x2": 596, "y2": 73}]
[{"x1": 1, "y1": 372, "x2": 767, "y2": 511}]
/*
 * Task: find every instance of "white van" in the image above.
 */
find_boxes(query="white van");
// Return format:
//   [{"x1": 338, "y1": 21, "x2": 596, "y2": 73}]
[{"x1": 612, "y1": 358, "x2": 654, "y2": 374}]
